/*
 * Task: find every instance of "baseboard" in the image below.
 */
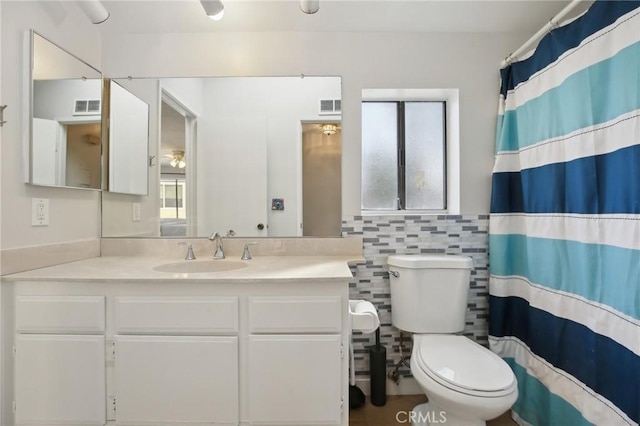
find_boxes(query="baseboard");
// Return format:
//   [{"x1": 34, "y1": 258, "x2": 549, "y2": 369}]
[{"x1": 354, "y1": 376, "x2": 422, "y2": 396}]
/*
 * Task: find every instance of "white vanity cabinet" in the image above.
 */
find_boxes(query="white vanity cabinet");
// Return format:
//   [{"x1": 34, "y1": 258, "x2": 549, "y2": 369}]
[
  {"x1": 3, "y1": 269, "x2": 351, "y2": 426},
  {"x1": 14, "y1": 296, "x2": 106, "y2": 425},
  {"x1": 112, "y1": 297, "x2": 239, "y2": 425}
]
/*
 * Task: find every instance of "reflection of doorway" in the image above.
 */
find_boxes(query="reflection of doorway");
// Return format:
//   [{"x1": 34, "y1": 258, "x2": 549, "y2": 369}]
[
  {"x1": 31, "y1": 118, "x2": 101, "y2": 188},
  {"x1": 159, "y1": 94, "x2": 197, "y2": 237},
  {"x1": 64, "y1": 122, "x2": 101, "y2": 188},
  {"x1": 301, "y1": 122, "x2": 342, "y2": 237}
]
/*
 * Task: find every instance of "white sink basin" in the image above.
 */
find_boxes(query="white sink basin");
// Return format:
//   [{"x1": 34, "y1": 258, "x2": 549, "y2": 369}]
[{"x1": 153, "y1": 260, "x2": 247, "y2": 274}]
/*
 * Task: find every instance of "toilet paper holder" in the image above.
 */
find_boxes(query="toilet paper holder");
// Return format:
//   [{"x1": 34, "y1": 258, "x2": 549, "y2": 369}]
[{"x1": 349, "y1": 300, "x2": 380, "y2": 334}]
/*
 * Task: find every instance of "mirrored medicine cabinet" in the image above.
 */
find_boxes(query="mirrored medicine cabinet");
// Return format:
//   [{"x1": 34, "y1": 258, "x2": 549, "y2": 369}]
[
  {"x1": 28, "y1": 31, "x2": 103, "y2": 190},
  {"x1": 27, "y1": 31, "x2": 150, "y2": 195}
]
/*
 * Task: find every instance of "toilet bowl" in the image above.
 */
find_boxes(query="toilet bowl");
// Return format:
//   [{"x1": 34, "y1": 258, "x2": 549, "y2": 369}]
[
  {"x1": 386, "y1": 255, "x2": 518, "y2": 426},
  {"x1": 409, "y1": 334, "x2": 518, "y2": 426}
]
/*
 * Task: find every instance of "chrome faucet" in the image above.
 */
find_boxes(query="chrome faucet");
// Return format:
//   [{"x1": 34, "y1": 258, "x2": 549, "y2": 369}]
[
  {"x1": 178, "y1": 242, "x2": 196, "y2": 260},
  {"x1": 208, "y1": 232, "x2": 225, "y2": 259},
  {"x1": 241, "y1": 242, "x2": 258, "y2": 260}
]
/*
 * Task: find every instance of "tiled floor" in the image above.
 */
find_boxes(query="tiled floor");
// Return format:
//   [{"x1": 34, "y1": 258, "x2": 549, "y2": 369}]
[{"x1": 349, "y1": 395, "x2": 517, "y2": 425}]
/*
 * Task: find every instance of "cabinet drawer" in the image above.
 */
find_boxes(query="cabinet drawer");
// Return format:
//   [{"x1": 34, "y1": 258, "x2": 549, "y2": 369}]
[
  {"x1": 115, "y1": 297, "x2": 238, "y2": 334},
  {"x1": 16, "y1": 296, "x2": 105, "y2": 334},
  {"x1": 249, "y1": 296, "x2": 342, "y2": 333}
]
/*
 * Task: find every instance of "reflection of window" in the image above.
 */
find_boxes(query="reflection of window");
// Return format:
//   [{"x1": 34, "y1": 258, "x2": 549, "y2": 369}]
[
  {"x1": 162, "y1": 184, "x2": 183, "y2": 208},
  {"x1": 160, "y1": 179, "x2": 186, "y2": 219},
  {"x1": 362, "y1": 101, "x2": 446, "y2": 211}
]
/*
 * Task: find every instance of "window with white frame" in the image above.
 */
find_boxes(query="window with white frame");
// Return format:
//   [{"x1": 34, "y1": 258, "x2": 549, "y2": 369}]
[
  {"x1": 361, "y1": 89, "x2": 459, "y2": 213},
  {"x1": 159, "y1": 179, "x2": 186, "y2": 219}
]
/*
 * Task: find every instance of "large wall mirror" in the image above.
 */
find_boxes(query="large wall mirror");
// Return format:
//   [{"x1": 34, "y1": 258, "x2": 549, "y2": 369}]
[
  {"x1": 101, "y1": 76, "x2": 342, "y2": 238},
  {"x1": 28, "y1": 31, "x2": 102, "y2": 189}
]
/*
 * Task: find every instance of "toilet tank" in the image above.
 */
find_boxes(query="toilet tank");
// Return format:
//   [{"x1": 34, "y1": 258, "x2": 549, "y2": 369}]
[{"x1": 387, "y1": 255, "x2": 473, "y2": 333}]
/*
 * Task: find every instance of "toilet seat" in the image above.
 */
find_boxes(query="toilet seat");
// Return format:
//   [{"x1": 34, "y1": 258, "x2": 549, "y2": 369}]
[{"x1": 414, "y1": 334, "x2": 516, "y2": 398}]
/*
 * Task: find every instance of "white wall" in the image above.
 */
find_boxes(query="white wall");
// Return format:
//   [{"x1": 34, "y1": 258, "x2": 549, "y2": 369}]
[
  {"x1": 0, "y1": 1, "x2": 102, "y2": 250},
  {"x1": 0, "y1": 4, "x2": 529, "y2": 251},
  {"x1": 102, "y1": 31, "x2": 527, "y2": 215},
  {"x1": 161, "y1": 78, "x2": 204, "y2": 117}
]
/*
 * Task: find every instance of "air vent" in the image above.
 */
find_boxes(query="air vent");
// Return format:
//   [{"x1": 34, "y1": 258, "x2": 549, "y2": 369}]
[
  {"x1": 74, "y1": 99, "x2": 101, "y2": 115},
  {"x1": 319, "y1": 99, "x2": 341, "y2": 115}
]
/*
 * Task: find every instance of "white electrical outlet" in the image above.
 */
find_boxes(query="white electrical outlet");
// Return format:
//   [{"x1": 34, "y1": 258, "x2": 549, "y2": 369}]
[
  {"x1": 32, "y1": 198, "x2": 49, "y2": 226},
  {"x1": 132, "y1": 202, "x2": 141, "y2": 222}
]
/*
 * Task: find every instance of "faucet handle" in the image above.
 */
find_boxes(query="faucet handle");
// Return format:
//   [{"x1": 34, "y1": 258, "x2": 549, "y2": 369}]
[
  {"x1": 241, "y1": 242, "x2": 258, "y2": 261},
  {"x1": 178, "y1": 242, "x2": 196, "y2": 260}
]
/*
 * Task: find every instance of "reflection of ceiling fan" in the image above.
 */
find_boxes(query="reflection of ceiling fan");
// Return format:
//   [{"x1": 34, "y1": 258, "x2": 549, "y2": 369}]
[{"x1": 165, "y1": 150, "x2": 186, "y2": 168}]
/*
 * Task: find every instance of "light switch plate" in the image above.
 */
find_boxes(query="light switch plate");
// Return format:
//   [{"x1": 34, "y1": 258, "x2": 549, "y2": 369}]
[
  {"x1": 32, "y1": 198, "x2": 49, "y2": 226},
  {"x1": 132, "y1": 202, "x2": 141, "y2": 222}
]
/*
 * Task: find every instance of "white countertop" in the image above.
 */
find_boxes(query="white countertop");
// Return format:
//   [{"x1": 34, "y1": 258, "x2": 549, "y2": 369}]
[{"x1": 1, "y1": 255, "x2": 363, "y2": 283}]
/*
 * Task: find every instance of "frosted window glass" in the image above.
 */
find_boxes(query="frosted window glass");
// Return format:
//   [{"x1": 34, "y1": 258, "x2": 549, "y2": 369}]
[
  {"x1": 362, "y1": 103, "x2": 398, "y2": 209},
  {"x1": 405, "y1": 102, "x2": 445, "y2": 209}
]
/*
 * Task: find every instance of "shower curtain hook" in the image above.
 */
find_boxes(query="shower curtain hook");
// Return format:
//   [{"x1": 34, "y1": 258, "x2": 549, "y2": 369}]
[
  {"x1": 504, "y1": 53, "x2": 516, "y2": 66},
  {"x1": 547, "y1": 19, "x2": 559, "y2": 35}
]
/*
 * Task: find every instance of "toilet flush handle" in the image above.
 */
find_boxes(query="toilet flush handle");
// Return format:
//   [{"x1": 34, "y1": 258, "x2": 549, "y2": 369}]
[{"x1": 389, "y1": 270, "x2": 400, "y2": 278}]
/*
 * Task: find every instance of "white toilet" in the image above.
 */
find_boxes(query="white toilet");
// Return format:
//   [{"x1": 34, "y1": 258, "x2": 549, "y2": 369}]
[{"x1": 387, "y1": 255, "x2": 518, "y2": 426}]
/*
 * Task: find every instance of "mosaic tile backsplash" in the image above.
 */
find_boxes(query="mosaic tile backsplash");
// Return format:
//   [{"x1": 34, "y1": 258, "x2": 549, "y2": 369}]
[{"x1": 342, "y1": 214, "x2": 490, "y2": 382}]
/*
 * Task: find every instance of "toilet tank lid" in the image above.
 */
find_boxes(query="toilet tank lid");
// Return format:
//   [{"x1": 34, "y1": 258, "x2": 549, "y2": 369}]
[{"x1": 387, "y1": 255, "x2": 473, "y2": 269}]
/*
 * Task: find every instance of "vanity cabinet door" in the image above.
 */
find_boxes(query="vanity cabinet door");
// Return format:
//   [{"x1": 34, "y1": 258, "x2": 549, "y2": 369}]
[
  {"x1": 114, "y1": 335, "x2": 238, "y2": 425},
  {"x1": 15, "y1": 334, "x2": 106, "y2": 425},
  {"x1": 248, "y1": 334, "x2": 342, "y2": 425}
]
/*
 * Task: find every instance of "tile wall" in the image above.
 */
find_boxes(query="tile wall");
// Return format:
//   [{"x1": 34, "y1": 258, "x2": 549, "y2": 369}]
[{"x1": 342, "y1": 214, "x2": 490, "y2": 381}]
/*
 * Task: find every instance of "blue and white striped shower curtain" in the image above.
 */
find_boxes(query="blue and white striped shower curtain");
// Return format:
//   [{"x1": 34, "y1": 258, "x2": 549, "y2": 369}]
[{"x1": 489, "y1": 1, "x2": 640, "y2": 425}]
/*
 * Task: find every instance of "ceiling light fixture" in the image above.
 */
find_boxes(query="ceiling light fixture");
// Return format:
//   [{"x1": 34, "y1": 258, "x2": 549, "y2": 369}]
[
  {"x1": 322, "y1": 124, "x2": 337, "y2": 136},
  {"x1": 300, "y1": 0, "x2": 319, "y2": 14},
  {"x1": 200, "y1": 0, "x2": 225, "y2": 21},
  {"x1": 169, "y1": 151, "x2": 186, "y2": 168},
  {"x1": 77, "y1": 0, "x2": 110, "y2": 24}
]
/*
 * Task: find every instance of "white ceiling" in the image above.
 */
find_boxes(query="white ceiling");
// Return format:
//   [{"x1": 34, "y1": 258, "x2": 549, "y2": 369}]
[{"x1": 99, "y1": 0, "x2": 592, "y2": 35}]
